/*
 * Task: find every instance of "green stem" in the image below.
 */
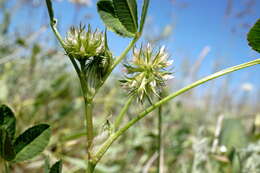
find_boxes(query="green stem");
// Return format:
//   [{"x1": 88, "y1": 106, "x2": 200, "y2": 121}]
[
  {"x1": 78, "y1": 63, "x2": 94, "y2": 158},
  {"x1": 84, "y1": 101, "x2": 94, "y2": 158},
  {"x1": 86, "y1": 161, "x2": 96, "y2": 173},
  {"x1": 114, "y1": 96, "x2": 134, "y2": 130},
  {"x1": 157, "y1": 98, "x2": 162, "y2": 173},
  {"x1": 94, "y1": 58, "x2": 260, "y2": 163},
  {"x1": 45, "y1": 0, "x2": 81, "y2": 76},
  {"x1": 111, "y1": 36, "x2": 139, "y2": 70},
  {"x1": 4, "y1": 161, "x2": 10, "y2": 173}
]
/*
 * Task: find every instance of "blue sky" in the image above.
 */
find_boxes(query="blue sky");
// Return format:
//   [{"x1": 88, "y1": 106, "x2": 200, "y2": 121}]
[{"x1": 7, "y1": 0, "x2": 260, "y2": 93}]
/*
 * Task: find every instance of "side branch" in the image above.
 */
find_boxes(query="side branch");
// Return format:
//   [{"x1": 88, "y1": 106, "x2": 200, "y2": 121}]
[
  {"x1": 94, "y1": 58, "x2": 260, "y2": 163},
  {"x1": 45, "y1": 0, "x2": 80, "y2": 75}
]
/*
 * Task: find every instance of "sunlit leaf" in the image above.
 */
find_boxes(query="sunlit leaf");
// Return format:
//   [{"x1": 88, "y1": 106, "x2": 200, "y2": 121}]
[
  {"x1": 139, "y1": 0, "x2": 150, "y2": 33},
  {"x1": 247, "y1": 19, "x2": 260, "y2": 53},
  {"x1": 113, "y1": 0, "x2": 138, "y2": 33},
  {"x1": 14, "y1": 124, "x2": 51, "y2": 162},
  {"x1": 0, "y1": 104, "x2": 16, "y2": 140},
  {"x1": 97, "y1": 0, "x2": 135, "y2": 37}
]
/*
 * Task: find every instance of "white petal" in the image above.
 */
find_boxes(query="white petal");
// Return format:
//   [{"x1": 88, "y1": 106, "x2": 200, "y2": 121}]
[
  {"x1": 163, "y1": 74, "x2": 174, "y2": 80},
  {"x1": 160, "y1": 53, "x2": 168, "y2": 62},
  {"x1": 159, "y1": 45, "x2": 165, "y2": 54},
  {"x1": 147, "y1": 43, "x2": 152, "y2": 53},
  {"x1": 166, "y1": 60, "x2": 173, "y2": 66}
]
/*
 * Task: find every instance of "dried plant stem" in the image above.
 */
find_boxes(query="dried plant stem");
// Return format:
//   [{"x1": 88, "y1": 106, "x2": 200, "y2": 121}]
[{"x1": 94, "y1": 58, "x2": 260, "y2": 163}]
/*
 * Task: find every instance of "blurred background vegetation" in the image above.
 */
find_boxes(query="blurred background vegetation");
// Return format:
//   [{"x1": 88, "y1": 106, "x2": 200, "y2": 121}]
[{"x1": 0, "y1": 0, "x2": 260, "y2": 172}]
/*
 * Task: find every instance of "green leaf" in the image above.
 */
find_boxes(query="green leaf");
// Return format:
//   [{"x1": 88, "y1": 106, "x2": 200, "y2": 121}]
[
  {"x1": 97, "y1": 0, "x2": 135, "y2": 37},
  {"x1": 113, "y1": 0, "x2": 138, "y2": 33},
  {"x1": 220, "y1": 119, "x2": 248, "y2": 150},
  {"x1": 247, "y1": 19, "x2": 260, "y2": 53},
  {"x1": 139, "y1": 0, "x2": 150, "y2": 33},
  {"x1": 13, "y1": 124, "x2": 51, "y2": 162},
  {"x1": 0, "y1": 128, "x2": 16, "y2": 161},
  {"x1": 49, "y1": 160, "x2": 62, "y2": 173},
  {"x1": 0, "y1": 104, "x2": 16, "y2": 140}
]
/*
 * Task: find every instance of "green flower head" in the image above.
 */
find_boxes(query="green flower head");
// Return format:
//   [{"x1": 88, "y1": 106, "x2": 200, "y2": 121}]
[
  {"x1": 121, "y1": 44, "x2": 173, "y2": 102},
  {"x1": 64, "y1": 24, "x2": 106, "y2": 61}
]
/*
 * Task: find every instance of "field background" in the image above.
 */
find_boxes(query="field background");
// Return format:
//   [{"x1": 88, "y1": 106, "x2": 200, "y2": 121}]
[{"x1": 0, "y1": 0, "x2": 260, "y2": 172}]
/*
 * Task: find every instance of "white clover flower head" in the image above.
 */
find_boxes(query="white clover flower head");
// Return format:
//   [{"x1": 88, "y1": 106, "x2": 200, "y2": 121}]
[
  {"x1": 121, "y1": 44, "x2": 174, "y2": 102},
  {"x1": 64, "y1": 24, "x2": 105, "y2": 61}
]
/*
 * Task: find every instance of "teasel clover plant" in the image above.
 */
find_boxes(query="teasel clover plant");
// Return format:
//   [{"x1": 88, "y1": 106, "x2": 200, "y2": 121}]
[{"x1": 45, "y1": 0, "x2": 260, "y2": 172}]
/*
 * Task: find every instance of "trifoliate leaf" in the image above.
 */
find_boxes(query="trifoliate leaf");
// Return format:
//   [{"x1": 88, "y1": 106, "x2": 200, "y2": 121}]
[
  {"x1": 14, "y1": 124, "x2": 51, "y2": 162},
  {"x1": 97, "y1": 0, "x2": 135, "y2": 37},
  {"x1": 113, "y1": 0, "x2": 138, "y2": 33}
]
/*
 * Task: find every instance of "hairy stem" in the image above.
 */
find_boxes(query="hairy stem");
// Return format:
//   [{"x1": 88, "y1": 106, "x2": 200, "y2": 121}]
[
  {"x1": 86, "y1": 160, "x2": 96, "y2": 173},
  {"x1": 45, "y1": 0, "x2": 81, "y2": 75},
  {"x1": 111, "y1": 36, "x2": 139, "y2": 70},
  {"x1": 94, "y1": 58, "x2": 260, "y2": 163},
  {"x1": 114, "y1": 96, "x2": 134, "y2": 130},
  {"x1": 84, "y1": 101, "x2": 94, "y2": 158},
  {"x1": 157, "y1": 99, "x2": 162, "y2": 173},
  {"x1": 4, "y1": 161, "x2": 10, "y2": 173}
]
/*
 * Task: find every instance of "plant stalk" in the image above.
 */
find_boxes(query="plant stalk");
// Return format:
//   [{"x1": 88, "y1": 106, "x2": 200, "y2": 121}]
[
  {"x1": 84, "y1": 100, "x2": 94, "y2": 158},
  {"x1": 157, "y1": 100, "x2": 162, "y2": 173},
  {"x1": 94, "y1": 58, "x2": 260, "y2": 163},
  {"x1": 111, "y1": 36, "x2": 139, "y2": 71},
  {"x1": 114, "y1": 96, "x2": 134, "y2": 130},
  {"x1": 4, "y1": 161, "x2": 10, "y2": 173},
  {"x1": 45, "y1": 0, "x2": 81, "y2": 76},
  {"x1": 86, "y1": 161, "x2": 96, "y2": 173}
]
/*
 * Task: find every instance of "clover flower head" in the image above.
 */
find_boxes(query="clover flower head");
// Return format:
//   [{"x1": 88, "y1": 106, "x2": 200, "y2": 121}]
[
  {"x1": 121, "y1": 44, "x2": 174, "y2": 102},
  {"x1": 64, "y1": 24, "x2": 105, "y2": 61}
]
